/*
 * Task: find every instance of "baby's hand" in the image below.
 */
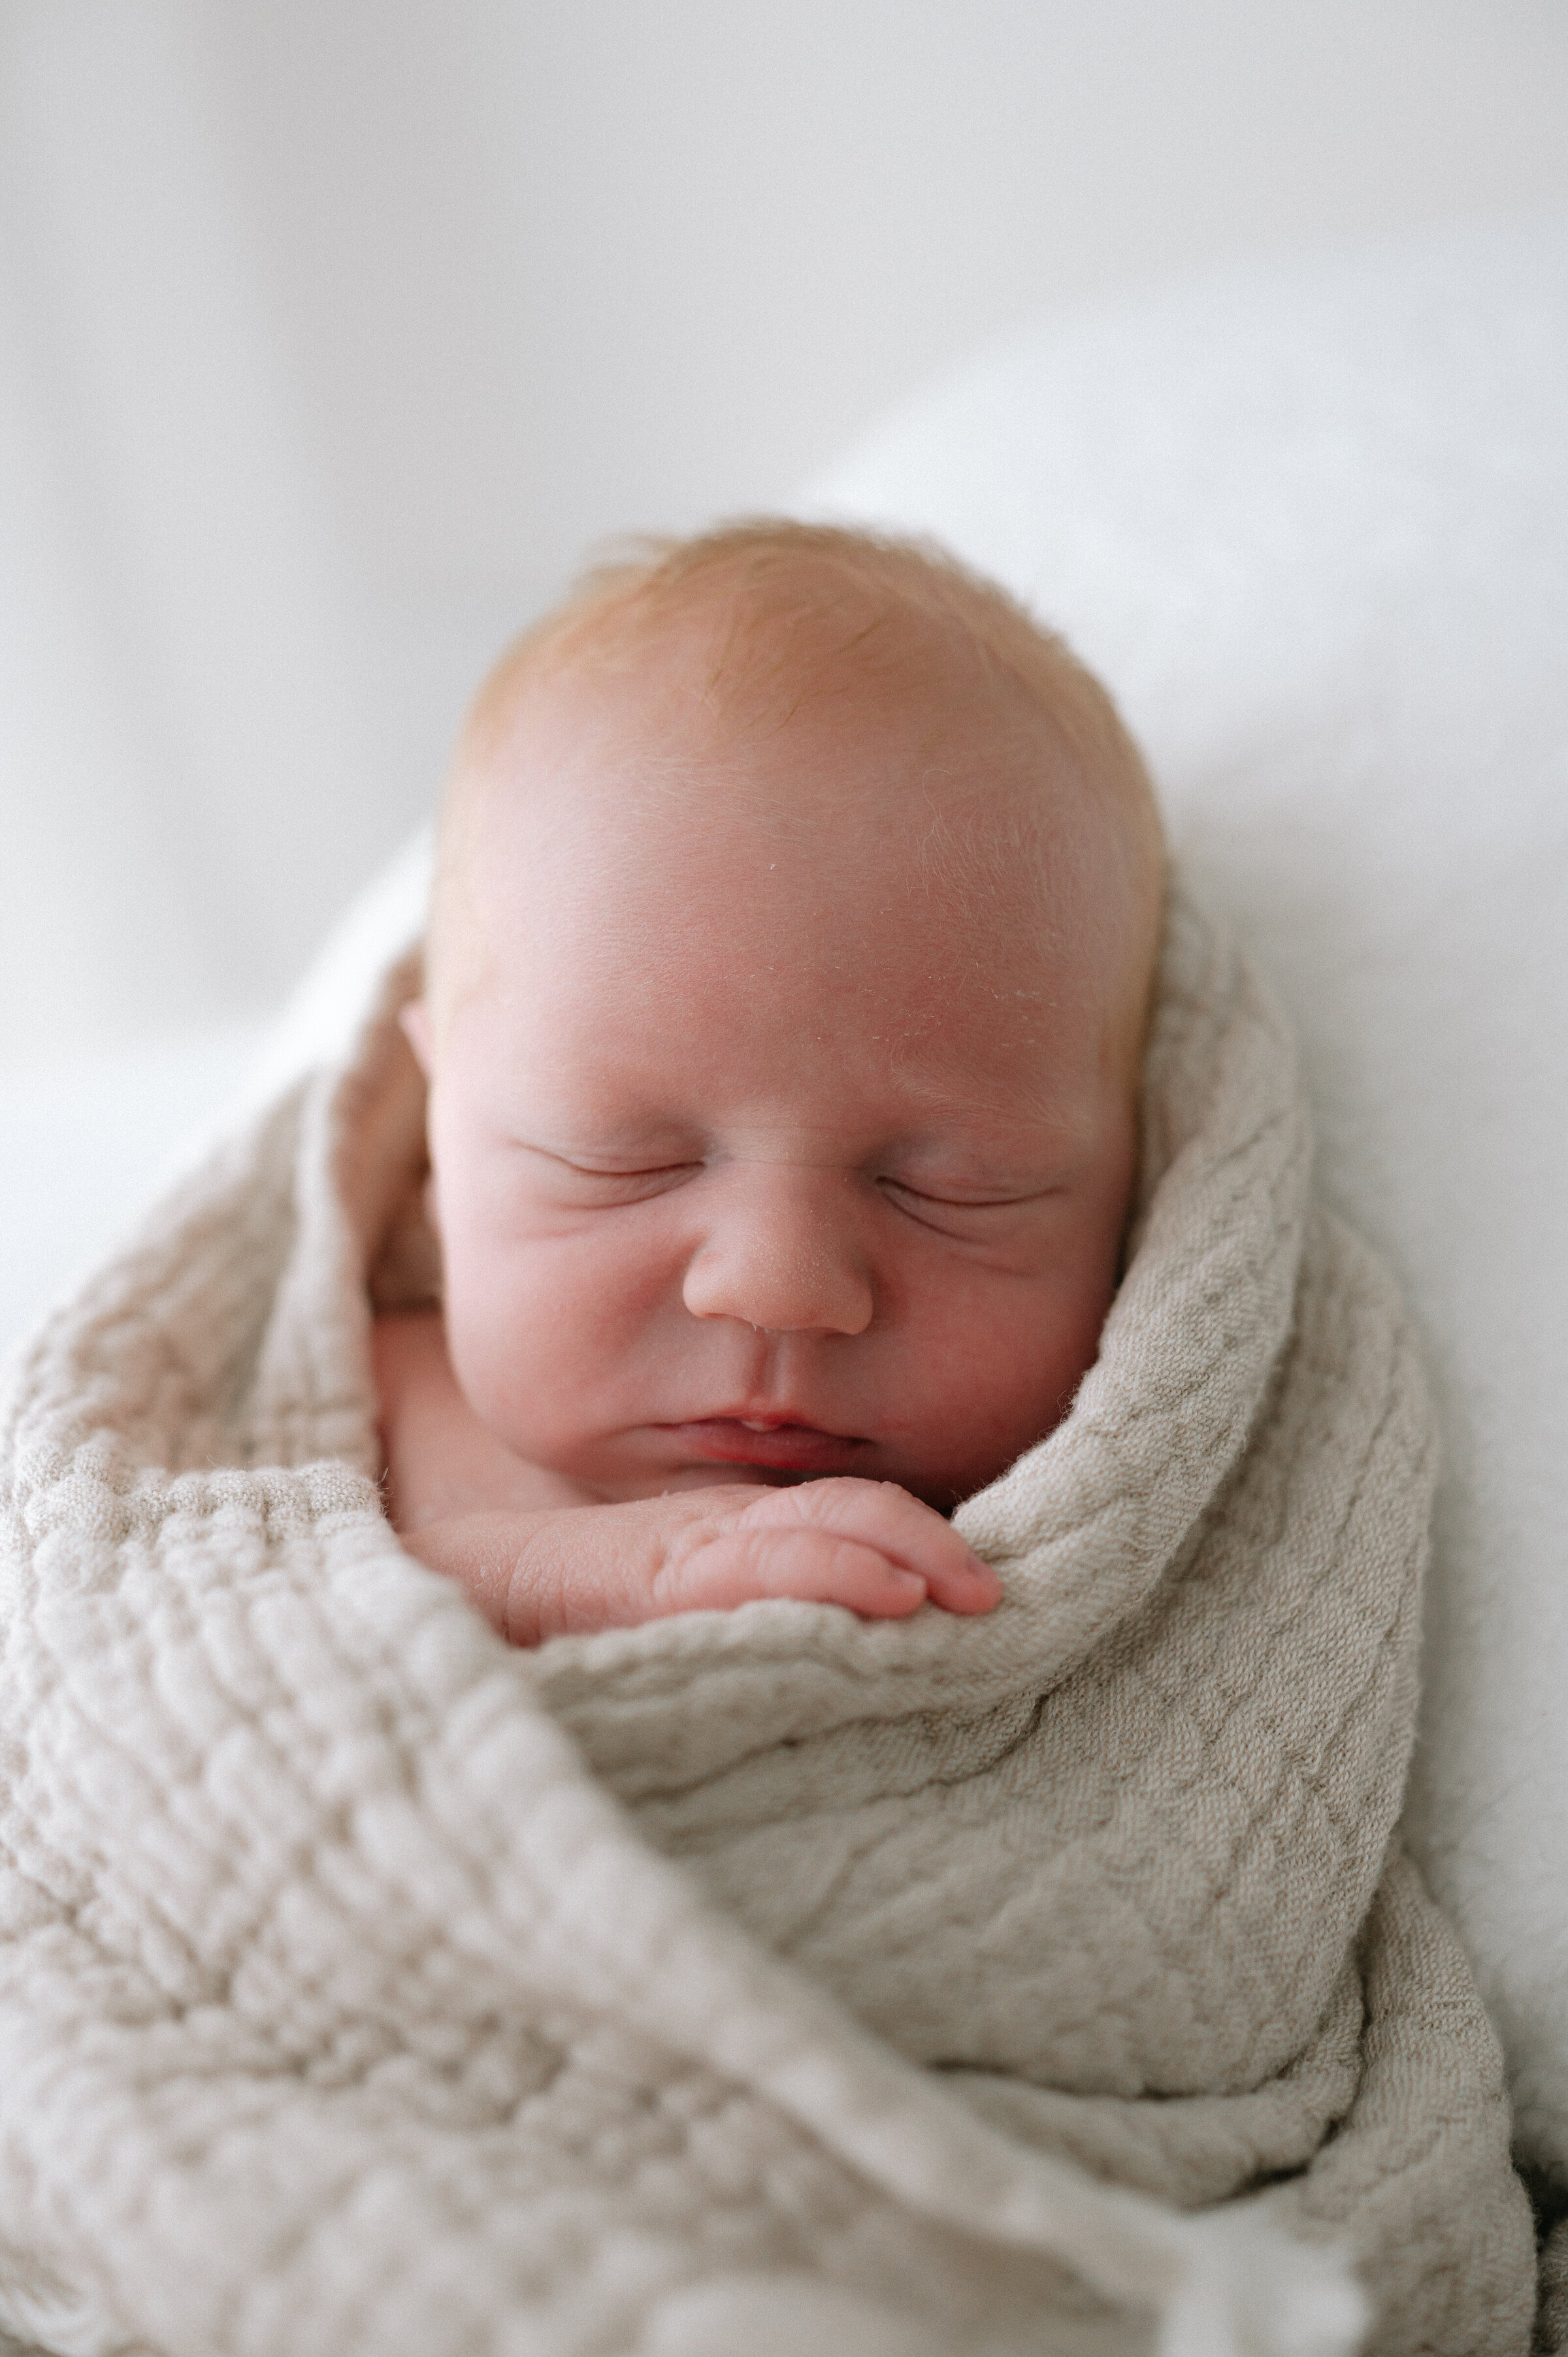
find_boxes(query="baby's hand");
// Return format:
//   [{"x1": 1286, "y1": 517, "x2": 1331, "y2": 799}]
[{"x1": 400, "y1": 1478, "x2": 1002, "y2": 1646}]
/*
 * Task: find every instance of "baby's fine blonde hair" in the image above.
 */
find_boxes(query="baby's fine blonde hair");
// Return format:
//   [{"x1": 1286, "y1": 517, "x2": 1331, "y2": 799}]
[{"x1": 451, "y1": 518, "x2": 1151, "y2": 791}]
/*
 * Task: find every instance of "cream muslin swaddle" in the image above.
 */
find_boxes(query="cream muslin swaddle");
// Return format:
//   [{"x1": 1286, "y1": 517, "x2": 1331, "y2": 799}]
[{"x1": 0, "y1": 890, "x2": 1531, "y2": 2357}]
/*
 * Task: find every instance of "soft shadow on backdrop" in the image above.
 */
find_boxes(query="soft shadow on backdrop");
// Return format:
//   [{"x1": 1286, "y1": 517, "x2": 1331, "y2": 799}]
[{"x1": 3, "y1": 0, "x2": 1568, "y2": 1346}]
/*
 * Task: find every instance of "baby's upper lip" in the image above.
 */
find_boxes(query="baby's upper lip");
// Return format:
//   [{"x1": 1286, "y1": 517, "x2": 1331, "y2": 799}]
[
  {"x1": 664, "y1": 1407, "x2": 868, "y2": 1440},
  {"x1": 681, "y1": 1408, "x2": 838, "y2": 1433},
  {"x1": 657, "y1": 1412, "x2": 871, "y2": 1471}
]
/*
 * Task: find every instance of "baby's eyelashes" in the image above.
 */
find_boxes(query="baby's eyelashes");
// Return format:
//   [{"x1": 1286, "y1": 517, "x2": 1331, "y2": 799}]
[
  {"x1": 877, "y1": 1176, "x2": 1066, "y2": 1207},
  {"x1": 507, "y1": 1138, "x2": 1070, "y2": 1228},
  {"x1": 525, "y1": 1149, "x2": 703, "y2": 1205},
  {"x1": 874, "y1": 1175, "x2": 1067, "y2": 1238}
]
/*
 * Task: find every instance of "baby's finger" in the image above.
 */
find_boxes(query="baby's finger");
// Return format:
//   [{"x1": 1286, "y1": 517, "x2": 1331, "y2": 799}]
[
  {"x1": 751, "y1": 1532, "x2": 930, "y2": 1617},
  {"x1": 659, "y1": 1528, "x2": 928, "y2": 1620},
  {"x1": 732, "y1": 1479, "x2": 1002, "y2": 1617}
]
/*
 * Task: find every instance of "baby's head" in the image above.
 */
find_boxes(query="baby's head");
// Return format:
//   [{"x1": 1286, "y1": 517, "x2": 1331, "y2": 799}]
[{"x1": 405, "y1": 522, "x2": 1164, "y2": 1508}]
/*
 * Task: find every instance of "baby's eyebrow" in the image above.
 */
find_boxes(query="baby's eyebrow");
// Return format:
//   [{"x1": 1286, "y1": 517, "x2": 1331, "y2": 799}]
[
  {"x1": 881, "y1": 1149, "x2": 1079, "y2": 1195},
  {"x1": 885, "y1": 1093, "x2": 1109, "y2": 1158}
]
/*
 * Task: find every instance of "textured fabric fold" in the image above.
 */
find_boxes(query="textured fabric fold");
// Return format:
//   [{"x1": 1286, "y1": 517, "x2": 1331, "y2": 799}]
[{"x1": 0, "y1": 888, "x2": 1531, "y2": 2356}]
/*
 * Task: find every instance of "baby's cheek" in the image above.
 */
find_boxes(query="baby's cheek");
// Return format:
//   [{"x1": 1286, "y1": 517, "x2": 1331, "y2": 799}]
[
  {"x1": 441, "y1": 1227, "x2": 661, "y2": 1457},
  {"x1": 436, "y1": 1230, "x2": 554, "y2": 1449},
  {"x1": 906, "y1": 1258, "x2": 1119, "y2": 1489}
]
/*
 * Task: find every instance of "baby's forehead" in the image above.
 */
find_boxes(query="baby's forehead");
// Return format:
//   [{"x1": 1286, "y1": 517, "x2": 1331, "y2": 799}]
[
  {"x1": 433, "y1": 536, "x2": 1166, "y2": 1058},
  {"x1": 485, "y1": 638, "x2": 1092, "y2": 890},
  {"x1": 474, "y1": 697, "x2": 1139, "y2": 1050}
]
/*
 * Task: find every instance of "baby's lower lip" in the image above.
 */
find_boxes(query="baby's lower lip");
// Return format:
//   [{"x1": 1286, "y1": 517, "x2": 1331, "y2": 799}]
[{"x1": 660, "y1": 1419, "x2": 868, "y2": 1472}]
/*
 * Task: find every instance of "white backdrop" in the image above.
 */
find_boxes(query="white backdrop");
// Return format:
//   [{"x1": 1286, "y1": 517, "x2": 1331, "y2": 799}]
[{"x1": 3, "y1": 0, "x2": 1568, "y2": 1081}]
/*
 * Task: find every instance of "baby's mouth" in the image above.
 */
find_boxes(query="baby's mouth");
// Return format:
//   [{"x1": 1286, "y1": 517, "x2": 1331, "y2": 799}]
[{"x1": 659, "y1": 1415, "x2": 869, "y2": 1474}]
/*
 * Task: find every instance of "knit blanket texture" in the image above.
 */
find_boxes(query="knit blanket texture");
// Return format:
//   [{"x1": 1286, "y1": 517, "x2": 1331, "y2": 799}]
[{"x1": 0, "y1": 890, "x2": 1533, "y2": 2357}]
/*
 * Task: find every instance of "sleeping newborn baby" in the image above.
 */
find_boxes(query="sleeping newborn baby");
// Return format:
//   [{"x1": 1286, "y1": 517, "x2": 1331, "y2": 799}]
[
  {"x1": 2, "y1": 519, "x2": 1527, "y2": 2356},
  {"x1": 375, "y1": 520, "x2": 1166, "y2": 1640}
]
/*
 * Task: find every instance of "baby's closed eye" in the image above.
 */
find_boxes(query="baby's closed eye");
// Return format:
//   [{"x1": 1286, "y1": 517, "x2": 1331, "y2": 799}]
[
  {"x1": 513, "y1": 1141, "x2": 703, "y2": 1206},
  {"x1": 874, "y1": 1174, "x2": 1071, "y2": 1239}
]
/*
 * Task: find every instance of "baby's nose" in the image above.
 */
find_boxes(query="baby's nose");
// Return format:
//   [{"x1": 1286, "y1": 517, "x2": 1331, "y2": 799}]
[{"x1": 681, "y1": 1175, "x2": 874, "y2": 1336}]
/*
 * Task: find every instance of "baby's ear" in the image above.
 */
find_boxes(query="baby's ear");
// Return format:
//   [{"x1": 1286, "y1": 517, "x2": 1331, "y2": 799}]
[{"x1": 399, "y1": 998, "x2": 436, "y2": 1079}]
